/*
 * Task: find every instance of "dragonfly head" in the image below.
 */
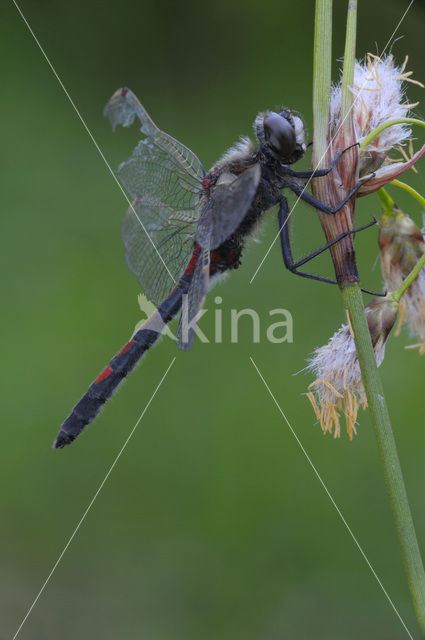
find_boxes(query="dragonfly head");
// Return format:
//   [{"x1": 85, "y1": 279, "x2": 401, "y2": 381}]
[{"x1": 256, "y1": 109, "x2": 307, "y2": 164}]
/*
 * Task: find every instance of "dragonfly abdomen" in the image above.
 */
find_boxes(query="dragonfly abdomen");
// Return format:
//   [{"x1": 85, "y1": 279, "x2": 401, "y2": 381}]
[{"x1": 53, "y1": 275, "x2": 192, "y2": 449}]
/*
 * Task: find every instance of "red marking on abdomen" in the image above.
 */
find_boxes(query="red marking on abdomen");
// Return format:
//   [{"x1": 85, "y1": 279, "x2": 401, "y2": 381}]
[
  {"x1": 115, "y1": 340, "x2": 135, "y2": 357},
  {"x1": 121, "y1": 87, "x2": 129, "y2": 97},
  {"x1": 184, "y1": 246, "x2": 201, "y2": 276},
  {"x1": 210, "y1": 248, "x2": 241, "y2": 273},
  {"x1": 95, "y1": 366, "x2": 113, "y2": 384}
]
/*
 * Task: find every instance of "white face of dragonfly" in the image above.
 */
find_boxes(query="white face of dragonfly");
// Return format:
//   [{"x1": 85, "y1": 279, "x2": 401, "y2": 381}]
[
  {"x1": 255, "y1": 109, "x2": 307, "y2": 164},
  {"x1": 292, "y1": 114, "x2": 307, "y2": 152}
]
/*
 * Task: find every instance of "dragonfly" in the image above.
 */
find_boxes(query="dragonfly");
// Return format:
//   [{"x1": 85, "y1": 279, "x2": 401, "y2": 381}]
[{"x1": 53, "y1": 87, "x2": 375, "y2": 449}]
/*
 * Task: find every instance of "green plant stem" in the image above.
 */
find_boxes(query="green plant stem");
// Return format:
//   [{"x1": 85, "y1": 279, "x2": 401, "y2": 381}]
[
  {"x1": 391, "y1": 180, "x2": 425, "y2": 210},
  {"x1": 391, "y1": 250, "x2": 425, "y2": 303},
  {"x1": 377, "y1": 183, "x2": 425, "y2": 217},
  {"x1": 340, "y1": 0, "x2": 356, "y2": 125},
  {"x1": 377, "y1": 187, "x2": 397, "y2": 213},
  {"x1": 313, "y1": 0, "x2": 425, "y2": 634},
  {"x1": 360, "y1": 117, "x2": 425, "y2": 148},
  {"x1": 312, "y1": 0, "x2": 332, "y2": 170},
  {"x1": 342, "y1": 284, "x2": 425, "y2": 635}
]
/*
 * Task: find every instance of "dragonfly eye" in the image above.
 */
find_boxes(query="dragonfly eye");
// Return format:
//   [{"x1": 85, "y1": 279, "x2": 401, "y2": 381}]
[{"x1": 263, "y1": 112, "x2": 296, "y2": 159}]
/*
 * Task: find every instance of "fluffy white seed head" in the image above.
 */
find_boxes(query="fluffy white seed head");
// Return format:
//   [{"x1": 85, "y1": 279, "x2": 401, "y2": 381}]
[
  {"x1": 330, "y1": 54, "x2": 423, "y2": 175},
  {"x1": 307, "y1": 298, "x2": 398, "y2": 439}
]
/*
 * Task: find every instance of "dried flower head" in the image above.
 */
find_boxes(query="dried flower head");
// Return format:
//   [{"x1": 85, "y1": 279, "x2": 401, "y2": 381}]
[
  {"x1": 379, "y1": 205, "x2": 425, "y2": 353},
  {"x1": 328, "y1": 54, "x2": 425, "y2": 196},
  {"x1": 307, "y1": 297, "x2": 398, "y2": 439},
  {"x1": 330, "y1": 54, "x2": 422, "y2": 173},
  {"x1": 314, "y1": 54, "x2": 425, "y2": 287}
]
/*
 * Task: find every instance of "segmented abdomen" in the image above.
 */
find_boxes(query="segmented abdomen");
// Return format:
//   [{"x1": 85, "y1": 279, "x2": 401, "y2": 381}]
[{"x1": 53, "y1": 273, "x2": 192, "y2": 449}]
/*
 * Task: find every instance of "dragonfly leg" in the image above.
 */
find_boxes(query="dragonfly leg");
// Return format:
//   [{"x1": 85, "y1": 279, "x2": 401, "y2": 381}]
[
  {"x1": 286, "y1": 172, "x2": 375, "y2": 214},
  {"x1": 277, "y1": 195, "x2": 380, "y2": 290},
  {"x1": 283, "y1": 143, "x2": 360, "y2": 179}
]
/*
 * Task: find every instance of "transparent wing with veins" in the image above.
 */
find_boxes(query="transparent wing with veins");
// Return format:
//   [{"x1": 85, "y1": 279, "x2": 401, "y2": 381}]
[
  {"x1": 121, "y1": 194, "x2": 198, "y2": 306},
  {"x1": 104, "y1": 88, "x2": 261, "y2": 348},
  {"x1": 104, "y1": 87, "x2": 205, "y2": 305},
  {"x1": 104, "y1": 87, "x2": 205, "y2": 182}
]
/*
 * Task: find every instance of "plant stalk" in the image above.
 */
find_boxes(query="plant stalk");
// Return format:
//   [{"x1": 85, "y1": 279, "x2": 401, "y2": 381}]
[
  {"x1": 390, "y1": 180, "x2": 425, "y2": 210},
  {"x1": 312, "y1": 0, "x2": 332, "y2": 170},
  {"x1": 340, "y1": 0, "x2": 357, "y2": 126},
  {"x1": 312, "y1": 0, "x2": 359, "y2": 283},
  {"x1": 313, "y1": 0, "x2": 425, "y2": 634},
  {"x1": 391, "y1": 249, "x2": 425, "y2": 303},
  {"x1": 360, "y1": 117, "x2": 425, "y2": 148},
  {"x1": 342, "y1": 283, "x2": 425, "y2": 635},
  {"x1": 377, "y1": 186, "x2": 397, "y2": 214}
]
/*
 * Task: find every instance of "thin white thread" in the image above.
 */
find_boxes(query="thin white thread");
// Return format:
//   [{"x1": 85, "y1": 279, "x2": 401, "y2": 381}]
[
  {"x1": 249, "y1": 356, "x2": 414, "y2": 640},
  {"x1": 381, "y1": 1, "x2": 415, "y2": 56},
  {"x1": 12, "y1": 0, "x2": 175, "y2": 285},
  {"x1": 11, "y1": 358, "x2": 176, "y2": 640}
]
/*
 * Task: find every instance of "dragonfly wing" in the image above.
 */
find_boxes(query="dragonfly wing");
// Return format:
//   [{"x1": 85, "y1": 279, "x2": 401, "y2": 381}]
[
  {"x1": 104, "y1": 88, "x2": 206, "y2": 304},
  {"x1": 175, "y1": 165, "x2": 261, "y2": 349},
  {"x1": 104, "y1": 87, "x2": 205, "y2": 184},
  {"x1": 104, "y1": 87, "x2": 158, "y2": 137},
  {"x1": 196, "y1": 164, "x2": 261, "y2": 250},
  {"x1": 177, "y1": 245, "x2": 210, "y2": 351},
  {"x1": 122, "y1": 195, "x2": 198, "y2": 306},
  {"x1": 116, "y1": 137, "x2": 201, "y2": 210}
]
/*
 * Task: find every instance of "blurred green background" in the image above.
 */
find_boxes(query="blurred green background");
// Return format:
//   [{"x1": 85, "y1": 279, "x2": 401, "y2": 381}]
[{"x1": 2, "y1": 0, "x2": 425, "y2": 638}]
